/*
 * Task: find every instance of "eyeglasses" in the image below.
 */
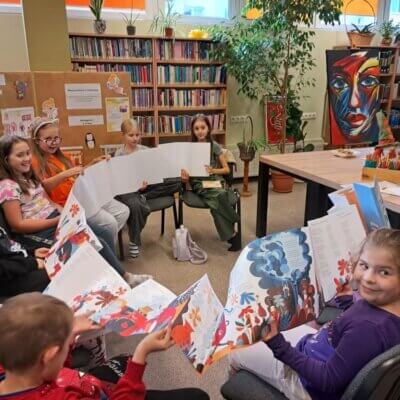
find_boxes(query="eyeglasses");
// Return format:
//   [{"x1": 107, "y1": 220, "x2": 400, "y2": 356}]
[{"x1": 39, "y1": 137, "x2": 62, "y2": 146}]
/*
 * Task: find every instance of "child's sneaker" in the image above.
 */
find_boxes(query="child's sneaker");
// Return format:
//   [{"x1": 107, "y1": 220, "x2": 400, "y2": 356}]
[
  {"x1": 128, "y1": 242, "x2": 139, "y2": 258},
  {"x1": 125, "y1": 272, "x2": 153, "y2": 288}
]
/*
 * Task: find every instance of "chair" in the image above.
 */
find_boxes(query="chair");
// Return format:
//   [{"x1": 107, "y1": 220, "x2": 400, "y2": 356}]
[
  {"x1": 178, "y1": 158, "x2": 242, "y2": 249},
  {"x1": 220, "y1": 345, "x2": 400, "y2": 400}
]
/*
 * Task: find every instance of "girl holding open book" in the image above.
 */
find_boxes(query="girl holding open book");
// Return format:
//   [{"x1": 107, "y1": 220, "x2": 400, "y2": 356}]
[
  {"x1": 180, "y1": 114, "x2": 240, "y2": 251},
  {"x1": 30, "y1": 117, "x2": 129, "y2": 253},
  {"x1": 229, "y1": 228, "x2": 400, "y2": 400},
  {"x1": 0, "y1": 135, "x2": 149, "y2": 288}
]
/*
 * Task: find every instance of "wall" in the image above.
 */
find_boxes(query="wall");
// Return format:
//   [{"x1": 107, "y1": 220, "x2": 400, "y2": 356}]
[{"x1": 0, "y1": 13, "x2": 29, "y2": 71}]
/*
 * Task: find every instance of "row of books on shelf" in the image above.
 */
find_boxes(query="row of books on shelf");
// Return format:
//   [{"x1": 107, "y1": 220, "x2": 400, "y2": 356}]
[
  {"x1": 157, "y1": 65, "x2": 227, "y2": 84},
  {"x1": 389, "y1": 108, "x2": 400, "y2": 128},
  {"x1": 379, "y1": 50, "x2": 393, "y2": 74},
  {"x1": 72, "y1": 63, "x2": 152, "y2": 83},
  {"x1": 380, "y1": 83, "x2": 400, "y2": 100},
  {"x1": 155, "y1": 40, "x2": 214, "y2": 61},
  {"x1": 133, "y1": 116, "x2": 155, "y2": 134},
  {"x1": 69, "y1": 37, "x2": 152, "y2": 59},
  {"x1": 158, "y1": 89, "x2": 226, "y2": 107},
  {"x1": 158, "y1": 113, "x2": 225, "y2": 134},
  {"x1": 132, "y1": 89, "x2": 154, "y2": 108}
]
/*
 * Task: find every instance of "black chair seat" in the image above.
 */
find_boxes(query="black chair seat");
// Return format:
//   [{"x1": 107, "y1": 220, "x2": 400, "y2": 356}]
[
  {"x1": 316, "y1": 305, "x2": 343, "y2": 325},
  {"x1": 221, "y1": 370, "x2": 287, "y2": 400},
  {"x1": 182, "y1": 190, "x2": 238, "y2": 209},
  {"x1": 147, "y1": 195, "x2": 175, "y2": 212}
]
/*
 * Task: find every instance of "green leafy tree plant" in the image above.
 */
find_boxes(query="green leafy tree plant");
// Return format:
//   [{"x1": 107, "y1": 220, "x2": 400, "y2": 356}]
[{"x1": 208, "y1": 0, "x2": 342, "y2": 153}]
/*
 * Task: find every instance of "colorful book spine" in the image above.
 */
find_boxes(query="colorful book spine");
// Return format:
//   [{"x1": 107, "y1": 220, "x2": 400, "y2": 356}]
[
  {"x1": 132, "y1": 89, "x2": 154, "y2": 108},
  {"x1": 157, "y1": 65, "x2": 226, "y2": 84},
  {"x1": 158, "y1": 113, "x2": 225, "y2": 134},
  {"x1": 133, "y1": 116, "x2": 155, "y2": 135},
  {"x1": 158, "y1": 89, "x2": 226, "y2": 107}
]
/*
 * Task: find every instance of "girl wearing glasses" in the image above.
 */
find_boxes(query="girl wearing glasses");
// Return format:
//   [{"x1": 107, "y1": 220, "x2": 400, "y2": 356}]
[{"x1": 30, "y1": 118, "x2": 130, "y2": 255}]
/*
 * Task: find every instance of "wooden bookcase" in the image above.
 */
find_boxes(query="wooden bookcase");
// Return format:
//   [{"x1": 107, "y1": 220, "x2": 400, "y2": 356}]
[{"x1": 69, "y1": 33, "x2": 227, "y2": 147}]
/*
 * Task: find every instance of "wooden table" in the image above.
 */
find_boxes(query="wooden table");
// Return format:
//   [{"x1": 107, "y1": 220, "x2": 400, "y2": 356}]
[{"x1": 256, "y1": 148, "x2": 400, "y2": 237}]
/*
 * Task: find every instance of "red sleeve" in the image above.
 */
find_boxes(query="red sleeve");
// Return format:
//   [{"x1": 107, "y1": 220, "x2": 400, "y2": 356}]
[{"x1": 109, "y1": 361, "x2": 146, "y2": 400}]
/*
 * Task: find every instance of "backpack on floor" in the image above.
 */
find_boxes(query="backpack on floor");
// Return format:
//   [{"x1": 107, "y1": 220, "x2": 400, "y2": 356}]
[{"x1": 172, "y1": 225, "x2": 207, "y2": 265}]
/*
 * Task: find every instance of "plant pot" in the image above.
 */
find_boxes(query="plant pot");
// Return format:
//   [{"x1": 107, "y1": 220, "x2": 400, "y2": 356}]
[
  {"x1": 381, "y1": 36, "x2": 393, "y2": 46},
  {"x1": 237, "y1": 142, "x2": 256, "y2": 162},
  {"x1": 126, "y1": 25, "x2": 136, "y2": 35},
  {"x1": 94, "y1": 19, "x2": 106, "y2": 34},
  {"x1": 165, "y1": 27, "x2": 174, "y2": 38},
  {"x1": 347, "y1": 32, "x2": 374, "y2": 47},
  {"x1": 271, "y1": 170, "x2": 294, "y2": 193}
]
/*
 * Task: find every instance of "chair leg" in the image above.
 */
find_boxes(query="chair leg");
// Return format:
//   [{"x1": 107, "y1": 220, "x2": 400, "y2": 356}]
[
  {"x1": 172, "y1": 201, "x2": 179, "y2": 229},
  {"x1": 236, "y1": 196, "x2": 242, "y2": 249},
  {"x1": 178, "y1": 197, "x2": 183, "y2": 226},
  {"x1": 118, "y1": 230, "x2": 125, "y2": 261},
  {"x1": 161, "y1": 208, "x2": 165, "y2": 235}
]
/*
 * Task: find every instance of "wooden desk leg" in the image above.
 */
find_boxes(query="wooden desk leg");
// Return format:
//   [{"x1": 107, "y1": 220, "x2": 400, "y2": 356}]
[
  {"x1": 304, "y1": 182, "x2": 335, "y2": 225},
  {"x1": 256, "y1": 162, "x2": 270, "y2": 237},
  {"x1": 241, "y1": 160, "x2": 252, "y2": 197}
]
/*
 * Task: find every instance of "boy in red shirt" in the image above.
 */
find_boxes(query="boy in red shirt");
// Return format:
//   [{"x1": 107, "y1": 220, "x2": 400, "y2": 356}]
[{"x1": 0, "y1": 293, "x2": 209, "y2": 400}]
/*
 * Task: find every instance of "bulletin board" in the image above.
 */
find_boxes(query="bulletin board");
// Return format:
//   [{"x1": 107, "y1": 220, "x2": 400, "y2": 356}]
[
  {"x1": 0, "y1": 72, "x2": 36, "y2": 137},
  {"x1": 33, "y1": 71, "x2": 132, "y2": 160},
  {"x1": 0, "y1": 71, "x2": 131, "y2": 161}
]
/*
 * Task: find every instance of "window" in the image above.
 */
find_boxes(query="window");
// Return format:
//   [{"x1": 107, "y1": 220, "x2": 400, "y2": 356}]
[
  {"x1": 340, "y1": 0, "x2": 377, "y2": 26},
  {"x1": 390, "y1": 0, "x2": 400, "y2": 23},
  {"x1": 168, "y1": 0, "x2": 229, "y2": 19}
]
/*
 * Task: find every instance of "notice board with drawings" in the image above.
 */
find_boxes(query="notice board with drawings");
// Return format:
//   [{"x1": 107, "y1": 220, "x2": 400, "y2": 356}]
[
  {"x1": 0, "y1": 71, "x2": 131, "y2": 161},
  {"x1": 0, "y1": 72, "x2": 36, "y2": 138},
  {"x1": 33, "y1": 71, "x2": 132, "y2": 161}
]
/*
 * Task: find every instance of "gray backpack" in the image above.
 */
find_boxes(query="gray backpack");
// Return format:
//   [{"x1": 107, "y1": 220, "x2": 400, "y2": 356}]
[{"x1": 172, "y1": 225, "x2": 207, "y2": 265}]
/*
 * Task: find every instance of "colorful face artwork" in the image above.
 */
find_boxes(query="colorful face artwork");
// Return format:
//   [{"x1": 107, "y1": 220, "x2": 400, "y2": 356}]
[{"x1": 327, "y1": 50, "x2": 380, "y2": 146}]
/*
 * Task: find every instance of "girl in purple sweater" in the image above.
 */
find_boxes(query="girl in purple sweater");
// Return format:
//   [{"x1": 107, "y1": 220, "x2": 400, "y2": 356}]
[{"x1": 230, "y1": 228, "x2": 400, "y2": 400}]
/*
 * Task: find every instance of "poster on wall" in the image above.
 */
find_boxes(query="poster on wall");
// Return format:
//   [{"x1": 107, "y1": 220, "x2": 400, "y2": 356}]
[
  {"x1": 65, "y1": 83, "x2": 102, "y2": 110},
  {"x1": 326, "y1": 49, "x2": 380, "y2": 146},
  {"x1": 1, "y1": 107, "x2": 35, "y2": 137},
  {"x1": 105, "y1": 97, "x2": 130, "y2": 132},
  {"x1": 265, "y1": 98, "x2": 293, "y2": 144}
]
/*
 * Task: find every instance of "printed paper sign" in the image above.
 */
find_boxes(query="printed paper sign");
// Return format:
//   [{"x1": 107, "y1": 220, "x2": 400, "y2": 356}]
[
  {"x1": 105, "y1": 97, "x2": 130, "y2": 132},
  {"x1": 0, "y1": 74, "x2": 5, "y2": 86},
  {"x1": 1, "y1": 107, "x2": 34, "y2": 137},
  {"x1": 65, "y1": 83, "x2": 102, "y2": 110},
  {"x1": 68, "y1": 115, "x2": 104, "y2": 126}
]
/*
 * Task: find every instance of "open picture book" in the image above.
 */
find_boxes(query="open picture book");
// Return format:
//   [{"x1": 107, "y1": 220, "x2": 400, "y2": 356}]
[{"x1": 44, "y1": 181, "x2": 390, "y2": 374}]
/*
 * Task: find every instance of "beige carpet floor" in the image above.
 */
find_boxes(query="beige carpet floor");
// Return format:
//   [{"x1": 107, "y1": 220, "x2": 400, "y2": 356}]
[{"x1": 107, "y1": 181, "x2": 306, "y2": 400}]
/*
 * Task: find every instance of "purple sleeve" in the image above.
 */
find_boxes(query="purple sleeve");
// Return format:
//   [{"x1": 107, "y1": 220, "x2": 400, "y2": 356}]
[
  {"x1": 266, "y1": 320, "x2": 385, "y2": 393},
  {"x1": 333, "y1": 294, "x2": 353, "y2": 310}
]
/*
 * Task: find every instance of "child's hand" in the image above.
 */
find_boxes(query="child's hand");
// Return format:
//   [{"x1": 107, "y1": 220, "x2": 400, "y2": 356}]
[
  {"x1": 181, "y1": 169, "x2": 190, "y2": 183},
  {"x1": 205, "y1": 165, "x2": 214, "y2": 175},
  {"x1": 36, "y1": 258, "x2": 45, "y2": 269},
  {"x1": 34, "y1": 247, "x2": 49, "y2": 259},
  {"x1": 132, "y1": 326, "x2": 175, "y2": 365},
  {"x1": 261, "y1": 316, "x2": 280, "y2": 342},
  {"x1": 336, "y1": 281, "x2": 353, "y2": 297},
  {"x1": 140, "y1": 180, "x2": 148, "y2": 192},
  {"x1": 66, "y1": 166, "x2": 83, "y2": 178},
  {"x1": 72, "y1": 312, "x2": 100, "y2": 337}
]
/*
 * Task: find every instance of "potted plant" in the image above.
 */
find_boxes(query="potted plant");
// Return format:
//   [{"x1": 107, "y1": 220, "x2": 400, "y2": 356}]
[
  {"x1": 90, "y1": 0, "x2": 106, "y2": 34},
  {"x1": 208, "y1": 0, "x2": 341, "y2": 192},
  {"x1": 347, "y1": 23, "x2": 375, "y2": 47},
  {"x1": 121, "y1": 0, "x2": 140, "y2": 36},
  {"x1": 149, "y1": 0, "x2": 180, "y2": 38},
  {"x1": 378, "y1": 20, "x2": 399, "y2": 46}
]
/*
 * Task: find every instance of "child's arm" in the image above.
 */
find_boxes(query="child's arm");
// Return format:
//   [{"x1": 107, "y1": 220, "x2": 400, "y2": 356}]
[
  {"x1": 263, "y1": 319, "x2": 384, "y2": 394},
  {"x1": 2, "y1": 200, "x2": 59, "y2": 234},
  {"x1": 206, "y1": 153, "x2": 230, "y2": 176},
  {"x1": 109, "y1": 327, "x2": 174, "y2": 400},
  {"x1": 40, "y1": 167, "x2": 83, "y2": 193}
]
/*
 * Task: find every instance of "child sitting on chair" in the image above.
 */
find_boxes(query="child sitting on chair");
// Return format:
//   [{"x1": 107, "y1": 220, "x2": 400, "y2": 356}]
[
  {"x1": 0, "y1": 293, "x2": 210, "y2": 400},
  {"x1": 229, "y1": 228, "x2": 400, "y2": 400}
]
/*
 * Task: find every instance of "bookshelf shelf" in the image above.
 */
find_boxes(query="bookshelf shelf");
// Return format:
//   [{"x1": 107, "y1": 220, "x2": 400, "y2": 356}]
[
  {"x1": 69, "y1": 33, "x2": 227, "y2": 147},
  {"x1": 156, "y1": 59, "x2": 223, "y2": 65},
  {"x1": 71, "y1": 57, "x2": 152, "y2": 64}
]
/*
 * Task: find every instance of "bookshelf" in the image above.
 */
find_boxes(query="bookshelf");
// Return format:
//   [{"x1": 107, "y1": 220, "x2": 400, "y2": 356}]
[{"x1": 69, "y1": 33, "x2": 227, "y2": 146}]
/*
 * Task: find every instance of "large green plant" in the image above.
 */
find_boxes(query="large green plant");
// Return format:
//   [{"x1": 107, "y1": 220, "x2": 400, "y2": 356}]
[{"x1": 208, "y1": 0, "x2": 342, "y2": 153}]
